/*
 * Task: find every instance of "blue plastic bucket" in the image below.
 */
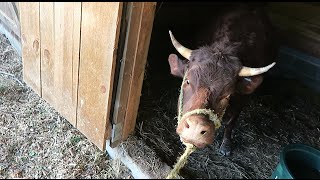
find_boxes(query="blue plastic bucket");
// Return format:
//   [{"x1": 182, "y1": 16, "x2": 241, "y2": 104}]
[{"x1": 271, "y1": 143, "x2": 320, "y2": 179}]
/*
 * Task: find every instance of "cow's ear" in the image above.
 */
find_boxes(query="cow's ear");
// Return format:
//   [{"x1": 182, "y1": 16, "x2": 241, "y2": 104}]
[
  {"x1": 237, "y1": 75, "x2": 264, "y2": 94},
  {"x1": 168, "y1": 53, "x2": 188, "y2": 78}
]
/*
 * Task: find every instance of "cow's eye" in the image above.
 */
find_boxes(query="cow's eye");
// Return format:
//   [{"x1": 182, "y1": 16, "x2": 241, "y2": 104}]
[{"x1": 186, "y1": 80, "x2": 190, "y2": 85}]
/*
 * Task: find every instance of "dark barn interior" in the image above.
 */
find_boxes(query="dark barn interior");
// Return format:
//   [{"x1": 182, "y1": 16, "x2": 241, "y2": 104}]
[{"x1": 134, "y1": 2, "x2": 320, "y2": 179}]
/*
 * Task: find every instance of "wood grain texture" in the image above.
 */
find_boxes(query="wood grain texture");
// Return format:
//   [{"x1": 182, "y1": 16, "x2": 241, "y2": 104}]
[
  {"x1": 40, "y1": 2, "x2": 81, "y2": 126},
  {"x1": 121, "y1": 2, "x2": 157, "y2": 141},
  {"x1": 77, "y1": 2, "x2": 123, "y2": 150},
  {"x1": 19, "y1": 2, "x2": 41, "y2": 95},
  {"x1": 110, "y1": 2, "x2": 143, "y2": 145}
]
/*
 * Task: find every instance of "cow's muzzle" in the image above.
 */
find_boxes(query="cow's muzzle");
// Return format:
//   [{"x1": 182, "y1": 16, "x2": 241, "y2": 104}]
[{"x1": 177, "y1": 114, "x2": 216, "y2": 148}]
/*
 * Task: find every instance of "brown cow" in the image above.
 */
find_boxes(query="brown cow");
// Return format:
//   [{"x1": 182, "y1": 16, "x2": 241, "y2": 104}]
[{"x1": 168, "y1": 4, "x2": 278, "y2": 156}]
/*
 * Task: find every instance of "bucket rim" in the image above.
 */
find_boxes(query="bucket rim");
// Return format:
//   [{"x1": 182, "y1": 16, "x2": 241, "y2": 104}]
[{"x1": 279, "y1": 143, "x2": 320, "y2": 179}]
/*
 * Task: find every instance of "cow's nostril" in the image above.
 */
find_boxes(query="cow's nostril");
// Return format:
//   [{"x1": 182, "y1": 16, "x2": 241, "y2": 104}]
[
  {"x1": 201, "y1": 131, "x2": 206, "y2": 135},
  {"x1": 185, "y1": 122, "x2": 190, "y2": 129}
]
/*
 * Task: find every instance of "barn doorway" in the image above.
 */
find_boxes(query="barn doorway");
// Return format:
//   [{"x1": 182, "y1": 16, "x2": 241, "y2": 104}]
[
  {"x1": 134, "y1": 2, "x2": 227, "y2": 167},
  {"x1": 134, "y1": 2, "x2": 320, "y2": 179}
]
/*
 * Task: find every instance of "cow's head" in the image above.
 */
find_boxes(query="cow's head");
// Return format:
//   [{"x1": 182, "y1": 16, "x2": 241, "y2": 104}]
[{"x1": 168, "y1": 31, "x2": 275, "y2": 148}]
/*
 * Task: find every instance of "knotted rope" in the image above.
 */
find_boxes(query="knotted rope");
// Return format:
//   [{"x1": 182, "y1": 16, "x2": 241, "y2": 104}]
[{"x1": 166, "y1": 70, "x2": 222, "y2": 179}]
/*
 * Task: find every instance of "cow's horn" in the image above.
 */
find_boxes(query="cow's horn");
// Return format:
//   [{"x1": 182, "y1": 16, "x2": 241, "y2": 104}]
[
  {"x1": 238, "y1": 62, "x2": 276, "y2": 76},
  {"x1": 169, "y1": 30, "x2": 192, "y2": 60}
]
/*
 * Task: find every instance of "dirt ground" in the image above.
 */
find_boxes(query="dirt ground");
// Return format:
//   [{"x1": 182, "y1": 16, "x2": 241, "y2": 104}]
[
  {"x1": 134, "y1": 3, "x2": 320, "y2": 178},
  {"x1": 0, "y1": 33, "x2": 133, "y2": 179}
]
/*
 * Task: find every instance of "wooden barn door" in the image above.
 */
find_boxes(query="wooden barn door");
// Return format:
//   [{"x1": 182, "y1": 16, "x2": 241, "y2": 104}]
[
  {"x1": 19, "y1": 2, "x2": 156, "y2": 151},
  {"x1": 19, "y1": 2, "x2": 122, "y2": 151}
]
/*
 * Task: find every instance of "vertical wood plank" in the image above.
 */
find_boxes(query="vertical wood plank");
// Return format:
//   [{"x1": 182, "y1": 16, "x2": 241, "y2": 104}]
[
  {"x1": 77, "y1": 2, "x2": 123, "y2": 150},
  {"x1": 55, "y1": 2, "x2": 81, "y2": 126},
  {"x1": 121, "y1": 2, "x2": 156, "y2": 140},
  {"x1": 39, "y1": 2, "x2": 54, "y2": 102},
  {"x1": 110, "y1": 2, "x2": 143, "y2": 145},
  {"x1": 40, "y1": 2, "x2": 81, "y2": 126},
  {"x1": 72, "y1": 3, "x2": 82, "y2": 126},
  {"x1": 19, "y1": 2, "x2": 41, "y2": 95}
]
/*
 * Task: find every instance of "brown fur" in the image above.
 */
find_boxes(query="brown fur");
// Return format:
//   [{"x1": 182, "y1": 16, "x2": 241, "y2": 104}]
[{"x1": 169, "y1": 4, "x2": 278, "y2": 153}]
